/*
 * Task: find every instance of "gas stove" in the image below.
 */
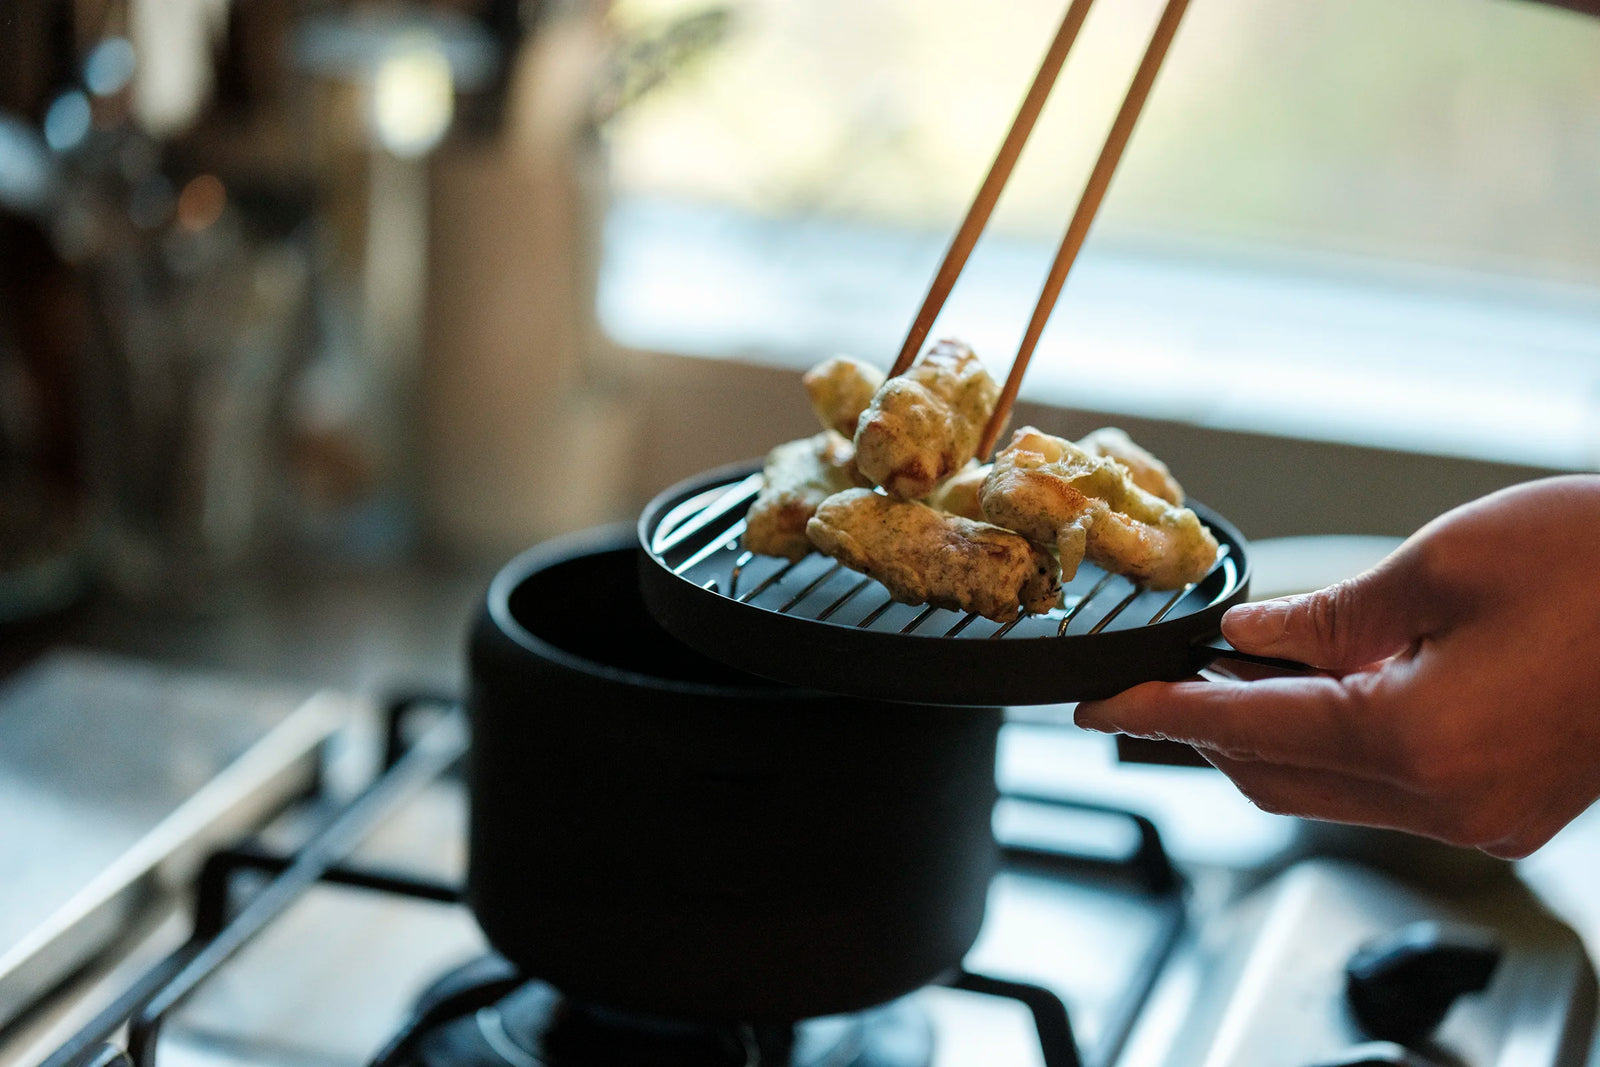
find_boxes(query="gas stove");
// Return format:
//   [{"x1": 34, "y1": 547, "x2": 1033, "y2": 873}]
[{"x1": 6, "y1": 678, "x2": 1598, "y2": 1067}]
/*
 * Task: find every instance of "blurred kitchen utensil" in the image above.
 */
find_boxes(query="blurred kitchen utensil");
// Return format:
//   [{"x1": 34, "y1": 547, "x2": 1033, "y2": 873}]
[{"x1": 0, "y1": 110, "x2": 86, "y2": 623}]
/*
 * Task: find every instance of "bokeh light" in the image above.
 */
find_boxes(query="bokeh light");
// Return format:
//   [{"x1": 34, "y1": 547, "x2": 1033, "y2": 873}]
[
  {"x1": 43, "y1": 92, "x2": 92, "y2": 153},
  {"x1": 176, "y1": 174, "x2": 227, "y2": 231},
  {"x1": 370, "y1": 40, "x2": 454, "y2": 158}
]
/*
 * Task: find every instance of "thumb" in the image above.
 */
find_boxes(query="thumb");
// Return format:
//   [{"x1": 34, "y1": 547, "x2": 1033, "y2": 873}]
[{"x1": 1223, "y1": 555, "x2": 1431, "y2": 671}]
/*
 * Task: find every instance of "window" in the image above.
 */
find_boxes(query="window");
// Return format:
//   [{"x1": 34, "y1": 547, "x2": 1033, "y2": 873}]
[{"x1": 599, "y1": 0, "x2": 1600, "y2": 468}]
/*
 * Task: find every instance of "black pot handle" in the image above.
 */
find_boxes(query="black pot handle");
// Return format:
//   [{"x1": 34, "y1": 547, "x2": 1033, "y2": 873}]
[{"x1": 1192, "y1": 634, "x2": 1313, "y2": 674}]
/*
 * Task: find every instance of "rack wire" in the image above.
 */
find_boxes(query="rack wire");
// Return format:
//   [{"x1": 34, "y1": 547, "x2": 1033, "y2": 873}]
[{"x1": 652, "y1": 473, "x2": 1241, "y2": 642}]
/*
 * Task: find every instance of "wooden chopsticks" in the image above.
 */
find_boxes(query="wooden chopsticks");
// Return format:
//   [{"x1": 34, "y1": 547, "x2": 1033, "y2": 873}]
[
  {"x1": 887, "y1": 0, "x2": 1193, "y2": 457},
  {"x1": 888, "y1": 0, "x2": 1097, "y2": 378},
  {"x1": 978, "y1": 0, "x2": 1191, "y2": 457}
]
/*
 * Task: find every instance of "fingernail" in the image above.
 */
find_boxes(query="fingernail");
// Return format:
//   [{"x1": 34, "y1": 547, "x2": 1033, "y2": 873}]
[{"x1": 1223, "y1": 599, "x2": 1291, "y2": 647}]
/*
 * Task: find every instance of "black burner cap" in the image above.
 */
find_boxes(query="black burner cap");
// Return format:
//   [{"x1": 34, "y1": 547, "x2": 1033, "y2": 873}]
[{"x1": 398, "y1": 955, "x2": 934, "y2": 1067}]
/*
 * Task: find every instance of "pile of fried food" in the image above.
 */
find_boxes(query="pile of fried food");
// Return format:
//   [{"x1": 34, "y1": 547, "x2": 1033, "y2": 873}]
[{"x1": 743, "y1": 339, "x2": 1219, "y2": 623}]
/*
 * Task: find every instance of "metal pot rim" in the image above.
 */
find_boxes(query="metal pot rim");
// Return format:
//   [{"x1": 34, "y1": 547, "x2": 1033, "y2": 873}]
[{"x1": 485, "y1": 523, "x2": 832, "y2": 703}]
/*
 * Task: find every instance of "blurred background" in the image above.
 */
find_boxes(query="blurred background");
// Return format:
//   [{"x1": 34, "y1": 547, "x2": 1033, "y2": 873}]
[{"x1": 2, "y1": 0, "x2": 1598, "y2": 660}]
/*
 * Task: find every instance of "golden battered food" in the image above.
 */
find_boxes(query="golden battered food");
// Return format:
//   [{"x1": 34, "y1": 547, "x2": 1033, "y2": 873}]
[
  {"x1": 924, "y1": 461, "x2": 990, "y2": 522},
  {"x1": 1077, "y1": 427, "x2": 1184, "y2": 506},
  {"x1": 1075, "y1": 499, "x2": 1219, "y2": 590},
  {"x1": 756, "y1": 337, "x2": 1212, "y2": 597},
  {"x1": 981, "y1": 428, "x2": 1218, "y2": 590},
  {"x1": 744, "y1": 431, "x2": 866, "y2": 561},
  {"x1": 853, "y1": 339, "x2": 1000, "y2": 500},
  {"x1": 803, "y1": 356, "x2": 886, "y2": 438},
  {"x1": 806, "y1": 488, "x2": 1060, "y2": 622},
  {"x1": 980, "y1": 430, "x2": 1103, "y2": 577}
]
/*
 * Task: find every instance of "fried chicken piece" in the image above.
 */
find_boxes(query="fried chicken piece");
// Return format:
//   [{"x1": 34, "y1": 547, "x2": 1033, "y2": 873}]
[
  {"x1": 981, "y1": 428, "x2": 1218, "y2": 590},
  {"x1": 807, "y1": 488, "x2": 1060, "y2": 622},
  {"x1": 979, "y1": 431, "x2": 1104, "y2": 579},
  {"x1": 744, "y1": 431, "x2": 865, "y2": 561},
  {"x1": 924, "y1": 461, "x2": 991, "y2": 521},
  {"x1": 1077, "y1": 427, "x2": 1185, "y2": 505},
  {"x1": 803, "y1": 356, "x2": 886, "y2": 438},
  {"x1": 854, "y1": 339, "x2": 1000, "y2": 500}
]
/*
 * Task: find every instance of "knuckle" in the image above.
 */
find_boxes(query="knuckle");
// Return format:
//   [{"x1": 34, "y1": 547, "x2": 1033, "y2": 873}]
[
  {"x1": 1336, "y1": 674, "x2": 1410, "y2": 773},
  {"x1": 1208, "y1": 735, "x2": 1263, "y2": 762},
  {"x1": 1379, "y1": 709, "x2": 1476, "y2": 797},
  {"x1": 1244, "y1": 790, "x2": 1295, "y2": 818},
  {"x1": 1403, "y1": 745, "x2": 1466, "y2": 795},
  {"x1": 1300, "y1": 586, "x2": 1344, "y2": 646},
  {"x1": 1294, "y1": 581, "x2": 1365, "y2": 663},
  {"x1": 1231, "y1": 777, "x2": 1298, "y2": 818},
  {"x1": 1482, "y1": 836, "x2": 1538, "y2": 861},
  {"x1": 1399, "y1": 538, "x2": 1457, "y2": 617},
  {"x1": 1485, "y1": 821, "x2": 1557, "y2": 859},
  {"x1": 1333, "y1": 671, "x2": 1377, "y2": 728},
  {"x1": 1437, "y1": 802, "x2": 1518, "y2": 851},
  {"x1": 1407, "y1": 530, "x2": 1456, "y2": 586},
  {"x1": 1305, "y1": 579, "x2": 1356, "y2": 646}
]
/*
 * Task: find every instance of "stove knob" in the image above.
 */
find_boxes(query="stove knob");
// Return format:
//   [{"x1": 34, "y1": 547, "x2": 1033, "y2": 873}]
[
  {"x1": 1307, "y1": 1040, "x2": 1438, "y2": 1067},
  {"x1": 1344, "y1": 920, "x2": 1502, "y2": 1045}
]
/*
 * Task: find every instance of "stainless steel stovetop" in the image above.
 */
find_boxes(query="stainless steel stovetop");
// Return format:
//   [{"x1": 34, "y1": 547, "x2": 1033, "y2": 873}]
[{"x1": 4, "y1": 655, "x2": 1599, "y2": 1067}]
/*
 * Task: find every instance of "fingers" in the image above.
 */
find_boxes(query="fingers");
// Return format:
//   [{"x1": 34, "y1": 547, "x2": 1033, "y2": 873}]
[
  {"x1": 1221, "y1": 549, "x2": 1438, "y2": 672},
  {"x1": 1203, "y1": 751, "x2": 1568, "y2": 859},
  {"x1": 1199, "y1": 659, "x2": 1295, "y2": 683},
  {"x1": 1200, "y1": 751, "x2": 1425, "y2": 831},
  {"x1": 1076, "y1": 674, "x2": 1388, "y2": 777},
  {"x1": 1080, "y1": 674, "x2": 1575, "y2": 856},
  {"x1": 1474, "y1": 779, "x2": 1600, "y2": 860}
]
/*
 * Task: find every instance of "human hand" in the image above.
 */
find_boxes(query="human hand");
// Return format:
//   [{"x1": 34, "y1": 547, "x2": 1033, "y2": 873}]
[
  {"x1": 1075, "y1": 475, "x2": 1600, "y2": 858},
  {"x1": 1532, "y1": 1, "x2": 1600, "y2": 17}
]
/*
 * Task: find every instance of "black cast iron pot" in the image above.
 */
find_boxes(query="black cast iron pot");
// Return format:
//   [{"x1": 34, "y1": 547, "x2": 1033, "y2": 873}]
[{"x1": 467, "y1": 525, "x2": 1002, "y2": 1023}]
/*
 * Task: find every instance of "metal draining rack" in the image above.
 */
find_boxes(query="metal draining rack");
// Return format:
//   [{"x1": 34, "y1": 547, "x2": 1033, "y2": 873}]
[{"x1": 650, "y1": 472, "x2": 1241, "y2": 642}]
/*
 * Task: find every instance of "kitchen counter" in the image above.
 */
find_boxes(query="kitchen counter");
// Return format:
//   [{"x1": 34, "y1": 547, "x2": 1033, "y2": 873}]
[
  {"x1": 0, "y1": 544, "x2": 490, "y2": 1067},
  {"x1": 0, "y1": 553, "x2": 497, "y2": 699}
]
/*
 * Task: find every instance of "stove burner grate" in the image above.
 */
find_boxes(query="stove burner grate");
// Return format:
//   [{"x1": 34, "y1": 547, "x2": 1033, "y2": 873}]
[
  {"x1": 391, "y1": 955, "x2": 935, "y2": 1067},
  {"x1": 39, "y1": 694, "x2": 1184, "y2": 1067}
]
